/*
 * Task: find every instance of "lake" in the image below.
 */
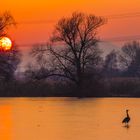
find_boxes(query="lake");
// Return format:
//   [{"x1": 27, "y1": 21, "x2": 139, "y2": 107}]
[{"x1": 0, "y1": 97, "x2": 139, "y2": 140}]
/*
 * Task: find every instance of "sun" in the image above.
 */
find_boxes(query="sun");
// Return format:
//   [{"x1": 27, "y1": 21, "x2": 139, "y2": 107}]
[{"x1": 0, "y1": 37, "x2": 12, "y2": 51}]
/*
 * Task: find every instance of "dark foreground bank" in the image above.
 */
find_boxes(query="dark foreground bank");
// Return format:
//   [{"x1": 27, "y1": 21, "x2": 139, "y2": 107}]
[{"x1": 0, "y1": 78, "x2": 140, "y2": 97}]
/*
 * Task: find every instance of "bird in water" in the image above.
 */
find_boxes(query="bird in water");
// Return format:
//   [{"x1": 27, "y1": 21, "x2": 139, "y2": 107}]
[{"x1": 122, "y1": 109, "x2": 130, "y2": 126}]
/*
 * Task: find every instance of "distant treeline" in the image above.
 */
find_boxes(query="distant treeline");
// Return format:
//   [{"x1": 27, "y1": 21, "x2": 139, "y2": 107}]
[{"x1": 1, "y1": 12, "x2": 140, "y2": 97}]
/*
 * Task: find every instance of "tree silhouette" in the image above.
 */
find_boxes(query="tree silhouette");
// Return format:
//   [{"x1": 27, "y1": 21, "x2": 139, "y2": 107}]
[
  {"x1": 30, "y1": 12, "x2": 106, "y2": 89},
  {"x1": 104, "y1": 50, "x2": 119, "y2": 77},
  {"x1": 0, "y1": 45, "x2": 21, "y2": 81},
  {"x1": 0, "y1": 12, "x2": 20, "y2": 81},
  {"x1": 120, "y1": 41, "x2": 140, "y2": 76},
  {"x1": 0, "y1": 11, "x2": 15, "y2": 36}
]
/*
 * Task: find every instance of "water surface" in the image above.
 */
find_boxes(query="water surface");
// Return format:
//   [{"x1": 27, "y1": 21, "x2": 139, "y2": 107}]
[{"x1": 0, "y1": 98, "x2": 139, "y2": 140}]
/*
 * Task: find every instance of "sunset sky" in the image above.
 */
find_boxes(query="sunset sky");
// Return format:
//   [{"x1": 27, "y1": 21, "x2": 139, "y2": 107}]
[{"x1": 1, "y1": 0, "x2": 140, "y2": 69}]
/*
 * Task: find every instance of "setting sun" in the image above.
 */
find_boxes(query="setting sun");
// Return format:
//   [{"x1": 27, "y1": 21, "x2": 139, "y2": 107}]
[{"x1": 0, "y1": 37, "x2": 12, "y2": 51}]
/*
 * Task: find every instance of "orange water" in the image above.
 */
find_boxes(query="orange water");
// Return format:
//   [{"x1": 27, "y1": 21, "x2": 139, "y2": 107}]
[{"x1": 0, "y1": 98, "x2": 139, "y2": 140}]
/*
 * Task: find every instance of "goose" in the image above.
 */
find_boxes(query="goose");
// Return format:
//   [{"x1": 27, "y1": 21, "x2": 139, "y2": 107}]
[{"x1": 122, "y1": 109, "x2": 130, "y2": 126}]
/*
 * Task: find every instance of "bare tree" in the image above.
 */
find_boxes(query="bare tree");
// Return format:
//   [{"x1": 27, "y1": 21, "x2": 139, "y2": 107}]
[
  {"x1": 0, "y1": 12, "x2": 20, "y2": 81},
  {"x1": 0, "y1": 45, "x2": 21, "y2": 81},
  {"x1": 0, "y1": 11, "x2": 16, "y2": 36},
  {"x1": 104, "y1": 50, "x2": 119, "y2": 77},
  {"x1": 50, "y1": 12, "x2": 105, "y2": 86},
  {"x1": 25, "y1": 44, "x2": 50, "y2": 81},
  {"x1": 119, "y1": 41, "x2": 140, "y2": 76},
  {"x1": 29, "y1": 12, "x2": 106, "y2": 88}
]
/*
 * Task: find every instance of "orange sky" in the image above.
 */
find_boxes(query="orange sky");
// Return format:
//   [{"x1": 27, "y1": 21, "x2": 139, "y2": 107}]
[
  {"x1": 1, "y1": 0, "x2": 140, "y2": 70},
  {"x1": 1, "y1": 0, "x2": 140, "y2": 47}
]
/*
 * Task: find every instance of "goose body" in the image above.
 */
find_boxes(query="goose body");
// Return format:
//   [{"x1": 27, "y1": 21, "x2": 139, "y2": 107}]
[{"x1": 122, "y1": 110, "x2": 130, "y2": 125}]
